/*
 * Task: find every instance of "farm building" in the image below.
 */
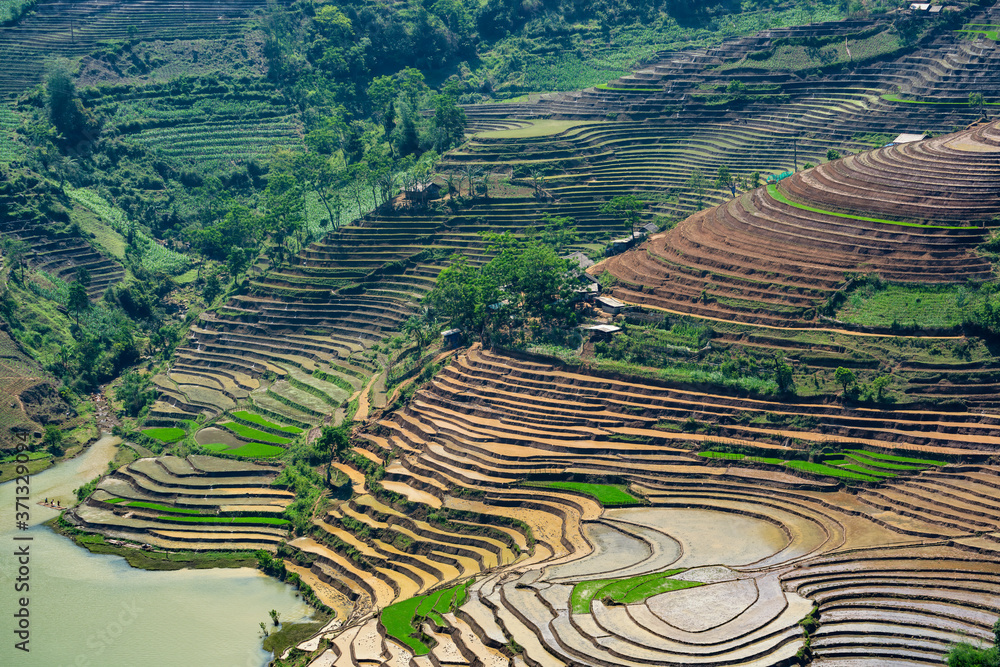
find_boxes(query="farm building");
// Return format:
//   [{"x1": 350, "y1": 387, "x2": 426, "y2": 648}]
[{"x1": 595, "y1": 295, "x2": 626, "y2": 315}]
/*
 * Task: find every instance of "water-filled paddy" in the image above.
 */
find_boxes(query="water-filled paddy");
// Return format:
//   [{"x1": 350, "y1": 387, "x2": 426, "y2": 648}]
[{"x1": 0, "y1": 435, "x2": 312, "y2": 667}]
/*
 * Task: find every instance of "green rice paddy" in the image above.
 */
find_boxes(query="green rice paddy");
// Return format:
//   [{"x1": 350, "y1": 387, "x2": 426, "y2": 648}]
[
  {"x1": 230, "y1": 410, "x2": 303, "y2": 434},
  {"x1": 219, "y1": 422, "x2": 293, "y2": 444},
  {"x1": 157, "y1": 515, "x2": 290, "y2": 526},
  {"x1": 847, "y1": 450, "x2": 945, "y2": 466},
  {"x1": 201, "y1": 441, "x2": 285, "y2": 458},
  {"x1": 526, "y1": 481, "x2": 642, "y2": 506},
  {"x1": 123, "y1": 501, "x2": 205, "y2": 515},
  {"x1": 380, "y1": 581, "x2": 472, "y2": 656},
  {"x1": 141, "y1": 427, "x2": 186, "y2": 443},
  {"x1": 571, "y1": 569, "x2": 697, "y2": 614}
]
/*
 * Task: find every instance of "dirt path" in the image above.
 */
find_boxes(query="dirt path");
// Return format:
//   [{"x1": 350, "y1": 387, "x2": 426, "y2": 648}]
[{"x1": 352, "y1": 371, "x2": 381, "y2": 423}]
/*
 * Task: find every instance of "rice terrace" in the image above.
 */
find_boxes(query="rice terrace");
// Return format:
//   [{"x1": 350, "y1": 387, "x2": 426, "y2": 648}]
[{"x1": 2, "y1": 0, "x2": 1000, "y2": 666}]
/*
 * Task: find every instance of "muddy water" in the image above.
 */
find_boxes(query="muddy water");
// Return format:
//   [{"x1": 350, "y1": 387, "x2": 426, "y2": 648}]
[{"x1": 0, "y1": 435, "x2": 312, "y2": 666}]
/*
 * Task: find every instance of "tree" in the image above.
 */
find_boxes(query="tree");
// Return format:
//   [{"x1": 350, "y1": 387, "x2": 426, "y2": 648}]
[
  {"x1": 203, "y1": 272, "x2": 221, "y2": 303},
  {"x1": 115, "y1": 370, "x2": 156, "y2": 418},
  {"x1": 826, "y1": 149, "x2": 841, "y2": 161},
  {"x1": 227, "y1": 247, "x2": 252, "y2": 284},
  {"x1": 67, "y1": 279, "x2": 89, "y2": 324},
  {"x1": 403, "y1": 314, "x2": 431, "y2": 349},
  {"x1": 600, "y1": 195, "x2": 645, "y2": 237},
  {"x1": 319, "y1": 423, "x2": 351, "y2": 463},
  {"x1": 259, "y1": 622, "x2": 268, "y2": 638},
  {"x1": 431, "y1": 93, "x2": 467, "y2": 153},
  {"x1": 269, "y1": 609, "x2": 281, "y2": 626},
  {"x1": 774, "y1": 360, "x2": 794, "y2": 394},
  {"x1": 715, "y1": 165, "x2": 736, "y2": 198},
  {"x1": 43, "y1": 424, "x2": 64, "y2": 457},
  {"x1": 871, "y1": 375, "x2": 891, "y2": 402},
  {"x1": 75, "y1": 266, "x2": 91, "y2": 290},
  {"x1": 45, "y1": 59, "x2": 99, "y2": 144},
  {"x1": 834, "y1": 366, "x2": 856, "y2": 394},
  {"x1": 945, "y1": 618, "x2": 1000, "y2": 666},
  {"x1": 970, "y1": 92, "x2": 986, "y2": 117},
  {"x1": 1, "y1": 236, "x2": 28, "y2": 282},
  {"x1": 687, "y1": 169, "x2": 706, "y2": 206}
]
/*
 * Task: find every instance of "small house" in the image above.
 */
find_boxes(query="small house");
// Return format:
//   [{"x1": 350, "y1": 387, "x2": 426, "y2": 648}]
[
  {"x1": 595, "y1": 296, "x2": 626, "y2": 315},
  {"x1": 404, "y1": 182, "x2": 441, "y2": 202},
  {"x1": 442, "y1": 328, "x2": 463, "y2": 348},
  {"x1": 582, "y1": 324, "x2": 622, "y2": 341}
]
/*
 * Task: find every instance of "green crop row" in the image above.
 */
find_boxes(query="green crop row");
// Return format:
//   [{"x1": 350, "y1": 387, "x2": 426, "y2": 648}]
[
  {"x1": 141, "y1": 427, "x2": 186, "y2": 443},
  {"x1": 767, "y1": 183, "x2": 966, "y2": 230},
  {"x1": 201, "y1": 441, "x2": 286, "y2": 458},
  {"x1": 571, "y1": 569, "x2": 694, "y2": 614},
  {"x1": 219, "y1": 421, "x2": 294, "y2": 444},
  {"x1": 526, "y1": 481, "x2": 641, "y2": 506},
  {"x1": 230, "y1": 410, "x2": 303, "y2": 434},
  {"x1": 847, "y1": 449, "x2": 944, "y2": 466},
  {"x1": 123, "y1": 501, "x2": 204, "y2": 515},
  {"x1": 157, "y1": 515, "x2": 290, "y2": 525},
  {"x1": 380, "y1": 581, "x2": 472, "y2": 655}
]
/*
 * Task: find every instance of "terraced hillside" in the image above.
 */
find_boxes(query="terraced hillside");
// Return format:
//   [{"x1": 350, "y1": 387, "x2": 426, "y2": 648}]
[
  {"x1": 66, "y1": 454, "x2": 294, "y2": 552},
  {"x1": 599, "y1": 120, "x2": 1000, "y2": 326},
  {"x1": 49, "y1": 5, "x2": 1000, "y2": 664},
  {"x1": 272, "y1": 345, "x2": 1000, "y2": 666},
  {"x1": 0, "y1": 0, "x2": 265, "y2": 100}
]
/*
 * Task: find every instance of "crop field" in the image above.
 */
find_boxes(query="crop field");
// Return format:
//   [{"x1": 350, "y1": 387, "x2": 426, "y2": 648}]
[
  {"x1": 0, "y1": 102, "x2": 23, "y2": 162},
  {"x1": 837, "y1": 283, "x2": 976, "y2": 329},
  {"x1": 527, "y1": 481, "x2": 642, "y2": 506},
  {"x1": 218, "y1": 422, "x2": 293, "y2": 445},
  {"x1": 200, "y1": 441, "x2": 285, "y2": 458},
  {"x1": 571, "y1": 568, "x2": 692, "y2": 613},
  {"x1": 141, "y1": 427, "x2": 186, "y2": 443},
  {"x1": 230, "y1": 410, "x2": 302, "y2": 434},
  {"x1": 65, "y1": 187, "x2": 190, "y2": 275},
  {"x1": 380, "y1": 581, "x2": 471, "y2": 655},
  {"x1": 52, "y1": 3, "x2": 1000, "y2": 665}
]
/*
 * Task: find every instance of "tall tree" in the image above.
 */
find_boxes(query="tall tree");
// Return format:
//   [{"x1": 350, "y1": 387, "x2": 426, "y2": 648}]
[
  {"x1": 600, "y1": 195, "x2": 646, "y2": 237},
  {"x1": 431, "y1": 94, "x2": 467, "y2": 152}
]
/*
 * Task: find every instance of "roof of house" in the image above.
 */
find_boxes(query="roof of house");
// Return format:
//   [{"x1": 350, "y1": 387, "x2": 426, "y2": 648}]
[
  {"x1": 892, "y1": 133, "x2": 928, "y2": 144},
  {"x1": 595, "y1": 296, "x2": 625, "y2": 308},
  {"x1": 583, "y1": 324, "x2": 622, "y2": 333}
]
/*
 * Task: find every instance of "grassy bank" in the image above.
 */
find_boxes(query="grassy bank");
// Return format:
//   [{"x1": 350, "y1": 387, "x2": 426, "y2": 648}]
[{"x1": 48, "y1": 517, "x2": 258, "y2": 570}]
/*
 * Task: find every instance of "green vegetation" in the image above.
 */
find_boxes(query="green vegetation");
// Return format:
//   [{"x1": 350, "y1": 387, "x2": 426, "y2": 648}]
[
  {"x1": 784, "y1": 460, "x2": 877, "y2": 482},
  {"x1": 202, "y1": 441, "x2": 286, "y2": 458},
  {"x1": 157, "y1": 515, "x2": 290, "y2": 526},
  {"x1": 231, "y1": 410, "x2": 303, "y2": 434},
  {"x1": 837, "y1": 283, "x2": 978, "y2": 329},
  {"x1": 121, "y1": 501, "x2": 205, "y2": 515},
  {"x1": 946, "y1": 619, "x2": 1000, "y2": 666},
  {"x1": 571, "y1": 569, "x2": 697, "y2": 614},
  {"x1": 262, "y1": 617, "x2": 331, "y2": 657},
  {"x1": 219, "y1": 421, "x2": 294, "y2": 444},
  {"x1": 52, "y1": 518, "x2": 258, "y2": 570},
  {"x1": 141, "y1": 427, "x2": 186, "y2": 443},
  {"x1": 768, "y1": 184, "x2": 965, "y2": 230},
  {"x1": 847, "y1": 450, "x2": 945, "y2": 466},
  {"x1": 380, "y1": 581, "x2": 472, "y2": 656},
  {"x1": 698, "y1": 451, "x2": 785, "y2": 465},
  {"x1": 526, "y1": 481, "x2": 641, "y2": 506},
  {"x1": 843, "y1": 453, "x2": 929, "y2": 471},
  {"x1": 65, "y1": 188, "x2": 190, "y2": 275}
]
